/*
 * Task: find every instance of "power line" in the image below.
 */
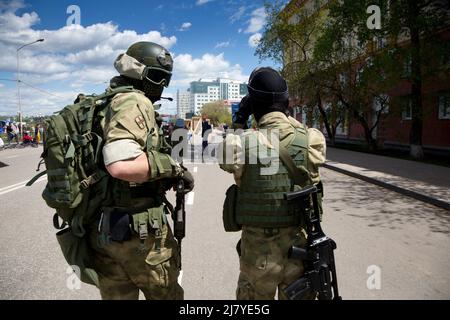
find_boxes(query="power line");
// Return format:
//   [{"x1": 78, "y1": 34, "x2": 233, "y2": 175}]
[
  {"x1": 19, "y1": 80, "x2": 63, "y2": 98},
  {"x1": 0, "y1": 78, "x2": 64, "y2": 98}
]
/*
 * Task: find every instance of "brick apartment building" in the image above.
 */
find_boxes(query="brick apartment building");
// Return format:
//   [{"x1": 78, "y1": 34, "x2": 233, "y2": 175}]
[{"x1": 283, "y1": 0, "x2": 450, "y2": 156}]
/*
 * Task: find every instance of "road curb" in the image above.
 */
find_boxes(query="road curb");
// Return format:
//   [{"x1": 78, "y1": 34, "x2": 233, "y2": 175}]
[{"x1": 323, "y1": 162, "x2": 450, "y2": 211}]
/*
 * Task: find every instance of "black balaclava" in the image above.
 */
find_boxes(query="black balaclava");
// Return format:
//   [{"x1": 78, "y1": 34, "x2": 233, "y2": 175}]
[{"x1": 247, "y1": 67, "x2": 289, "y2": 122}]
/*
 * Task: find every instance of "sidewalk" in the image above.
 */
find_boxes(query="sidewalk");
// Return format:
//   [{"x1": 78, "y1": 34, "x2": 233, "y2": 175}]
[{"x1": 324, "y1": 147, "x2": 450, "y2": 211}]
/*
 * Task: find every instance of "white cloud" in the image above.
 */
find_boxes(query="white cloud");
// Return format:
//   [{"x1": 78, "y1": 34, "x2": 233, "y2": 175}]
[
  {"x1": 0, "y1": 0, "x2": 26, "y2": 12},
  {"x1": 178, "y1": 22, "x2": 192, "y2": 31},
  {"x1": 0, "y1": 3, "x2": 178, "y2": 115},
  {"x1": 172, "y1": 53, "x2": 248, "y2": 87},
  {"x1": 229, "y1": 6, "x2": 245, "y2": 23},
  {"x1": 238, "y1": 28, "x2": 242, "y2": 33},
  {"x1": 245, "y1": 7, "x2": 266, "y2": 34},
  {"x1": 0, "y1": 11, "x2": 39, "y2": 32},
  {"x1": 215, "y1": 41, "x2": 230, "y2": 49},
  {"x1": 0, "y1": 84, "x2": 79, "y2": 116},
  {"x1": 0, "y1": 2, "x2": 249, "y2": 117},
  {"x1": 248, "y1": 33, "x2": 262, "y2": 48},
  {"x1": 0, "y1": 83, "x2": 4, "y2": 88},
  {"x1": 196, "y1": 0, "x2": 214, "y2": 5}
]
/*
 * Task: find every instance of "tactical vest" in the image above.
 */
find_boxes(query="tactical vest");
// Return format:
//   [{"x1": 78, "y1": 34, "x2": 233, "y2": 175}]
[{"x1": 235, "y1": 125, "x2": 311, "y2": 228}]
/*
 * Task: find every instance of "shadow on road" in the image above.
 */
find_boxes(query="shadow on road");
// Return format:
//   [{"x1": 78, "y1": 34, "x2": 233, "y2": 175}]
[{"x1": 322, "y1": 170, "x2": 450, "y2": 235}]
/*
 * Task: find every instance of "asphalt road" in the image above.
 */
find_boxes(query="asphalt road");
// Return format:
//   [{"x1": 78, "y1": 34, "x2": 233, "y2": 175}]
[{"x1": 0, "y1": 145, "x2": 449, "y2": 300}]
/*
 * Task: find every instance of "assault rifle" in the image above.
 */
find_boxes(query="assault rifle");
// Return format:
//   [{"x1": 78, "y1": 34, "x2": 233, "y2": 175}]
[
  {"x1": 173, "y1": 178, "x2": 186, "y2": 268},
  {"x1": 283, "y1": 185, "x2": 342, "y2": 300}
]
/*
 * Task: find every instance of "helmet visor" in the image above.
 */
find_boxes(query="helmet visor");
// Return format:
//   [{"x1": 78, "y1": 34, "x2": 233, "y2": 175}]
[{"x1": 144, "y1": 66, "x2": 172, "y2": 87}]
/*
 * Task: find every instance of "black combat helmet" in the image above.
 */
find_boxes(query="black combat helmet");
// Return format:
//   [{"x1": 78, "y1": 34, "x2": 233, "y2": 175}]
[
  {"x1": 247, "y1": 67, "x2": 289, "y2": 121},
  {"x1": 126, "y1": 41, "x2": 173, "y2": 87},
  {"x1": 112, "y1": 41, "x2": 173, "y2": 102}
]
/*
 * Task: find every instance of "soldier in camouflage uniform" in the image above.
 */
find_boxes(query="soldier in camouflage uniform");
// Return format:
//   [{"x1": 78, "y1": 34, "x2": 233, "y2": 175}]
[
  {"x1": 88, "y1": 42, "x2": 194, "y2": 300},
  {"x1": 218, "y1": 67, "x2": 326, "y2": 300}
]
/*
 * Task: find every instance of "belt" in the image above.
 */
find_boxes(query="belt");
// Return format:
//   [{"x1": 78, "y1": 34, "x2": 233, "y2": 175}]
[
  {"x1": 103, "y1": 198, "x2": 160, "y2": 216},
  {"x1": 129, "y1": 186, "x2": 154, "y2": 199}
]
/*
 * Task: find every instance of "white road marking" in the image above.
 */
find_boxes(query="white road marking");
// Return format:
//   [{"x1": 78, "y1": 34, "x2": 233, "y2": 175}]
[
  {"x1": 186, "y1": 192, "x2": 195, "y2": 205},
  {"x1": 6, "y1": 155, "x2": 19, "y2": 159},
  {"x1": 0, "y1": 180, "x2": 31, "y2": 192},
  {"x1": 0, "y1": 176, "x2": 47, "y2": 196},
  {"x1": 177, "y1": 270, "x2": 183, "y2": 285},
  {"x1": 193, "y1": 166, "x2": 198, "y2": 173}
]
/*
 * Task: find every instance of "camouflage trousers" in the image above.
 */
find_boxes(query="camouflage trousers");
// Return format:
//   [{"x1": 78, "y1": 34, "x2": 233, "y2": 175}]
[
  {"x1": 237, "y1": 225, "x2": 314, "y2": 300},
  {"x1": 89, "y1": 222, "x2": 183, "y2": 300}
]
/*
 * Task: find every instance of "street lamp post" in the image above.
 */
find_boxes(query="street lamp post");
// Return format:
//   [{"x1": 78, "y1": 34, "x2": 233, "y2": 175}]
[{"x1": 16, "y1": 38, "x2": 44, "y2": 139}]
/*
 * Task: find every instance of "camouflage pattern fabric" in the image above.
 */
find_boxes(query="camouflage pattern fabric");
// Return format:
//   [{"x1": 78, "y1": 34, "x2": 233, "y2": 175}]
[
  {"x1": 237, "y1": 226, "x2": 316, "y2": 300},
  {"x1": 91, "y1": 89, "x2": 183, "y2": 300},
  {"x1": 89, "y1": 223, "x2": 183, "y2": 300},
  {"x1": 103, "y1": 90, "x2": 159, "y2": 158},
  {"x1": 218, "y1": 111, "x2": 326, "y2": 300}
]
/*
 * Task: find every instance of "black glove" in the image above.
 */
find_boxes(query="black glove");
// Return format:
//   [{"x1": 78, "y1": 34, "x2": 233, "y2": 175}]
[
  {"x1": 155, "y1": 111, "x2": 163, "y2": 128},
  {"x1": 179, "y1": 169, "x2": 194, "y2": 194},
  {"x1": 233, "y1": 95, "x2": 252, "y2": 129}
]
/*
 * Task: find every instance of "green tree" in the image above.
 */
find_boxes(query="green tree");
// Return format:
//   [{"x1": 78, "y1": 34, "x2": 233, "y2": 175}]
[
  {"x1": 311, "y1": 0, "x2": 404, "y2": 150},
  {"x1": 200, "y1": 100, "x2": 232, "y2": 126},
  {"x1": 257, "y1": 0, "x2": 449, "y2": 153},
  {"x1": 315, "y1": 0, "x2": 449, "y2": 154},
  {"x1": 256, "y1": 0, "x2": 353, "y2": 146}
]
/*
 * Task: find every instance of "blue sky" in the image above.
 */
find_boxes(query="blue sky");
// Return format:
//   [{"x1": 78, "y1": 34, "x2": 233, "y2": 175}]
[{"x1": 0, "y1": 0, "x2": 279, "y2": 116}]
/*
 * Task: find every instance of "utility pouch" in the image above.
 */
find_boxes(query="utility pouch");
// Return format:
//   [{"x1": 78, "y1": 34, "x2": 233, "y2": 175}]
[
  {"x1": 222, "y1": 184, "x2": 241, "y2": 232},
  {"x1": 56, "y1": 227, "x2": 99, "y2": 287}
]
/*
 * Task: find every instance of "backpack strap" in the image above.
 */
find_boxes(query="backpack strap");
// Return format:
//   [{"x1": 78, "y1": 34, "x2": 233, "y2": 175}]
[
  {"x1": 279, "y1": 146, "x2": 311, "y2": 188},
  {"x1": 95, "y1": 86, "x2": 136, "y2": 102},
  {"x1": 26, "y1": 170, "x2": 47, "y2": 186}
]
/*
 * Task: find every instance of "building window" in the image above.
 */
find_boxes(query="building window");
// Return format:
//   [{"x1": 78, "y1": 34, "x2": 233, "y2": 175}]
[
  {"x1": 374, "y1": 94, "x2": 390, "y2": 114},
  {"x1": 375, "y1": 36, "x2": 387, "y2": 50},
  {"x1": 438, "y1": 94, "x2": 450, "y2": 120},
  {"x1": 402, "y1": 98, "x2": 412, "y2": 120},
  {"x1": 339, "y1": 73, "x2": 347, "y2": 87},
  {"x1": 402, "y1": 56, "x2": 412, "y2": 78}
]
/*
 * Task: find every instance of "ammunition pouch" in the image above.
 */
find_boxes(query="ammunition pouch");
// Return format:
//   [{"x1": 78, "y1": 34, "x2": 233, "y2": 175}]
[
  {"x1": 147, "y1": 149, "x2": 182, "y2": 181},
  {"x1": 56, "y1": 227, "x2": 99, "y2": 287},
  {"x1": 222, "y1": 184, "x2": 242, "y2": 232}
]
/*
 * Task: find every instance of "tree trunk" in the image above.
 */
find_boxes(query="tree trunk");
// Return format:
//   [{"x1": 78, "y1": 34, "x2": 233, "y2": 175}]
[
  {"x1": 353, "y1": 109, "x2": 378, "y2": 151},
  {"x1": 362, "y1": 122, "x2": 378, "y2": 151},
  {"x1": 315, "y1": 90, "x2": 335, "y2": 146},
  {"x1": 407, "y1": 0, "x2": 424, "y2": 159}
]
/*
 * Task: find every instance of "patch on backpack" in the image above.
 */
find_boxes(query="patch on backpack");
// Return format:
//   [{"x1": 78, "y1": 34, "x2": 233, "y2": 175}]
[{"x1": 135, "y1": 115, "x2": 146, "y2": 129}]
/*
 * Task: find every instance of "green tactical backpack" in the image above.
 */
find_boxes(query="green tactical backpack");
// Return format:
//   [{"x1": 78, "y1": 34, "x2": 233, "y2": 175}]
[{"x1": 27, "y1": 86, "x2": 137, "y2": 286}]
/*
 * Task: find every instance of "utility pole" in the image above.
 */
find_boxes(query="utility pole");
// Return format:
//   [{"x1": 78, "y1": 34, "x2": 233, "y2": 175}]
[{"x1": 17, "y1": 38, "x2": 44, "y2": 140}]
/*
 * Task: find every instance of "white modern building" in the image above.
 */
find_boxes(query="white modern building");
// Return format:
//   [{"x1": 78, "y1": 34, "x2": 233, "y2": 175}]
[
  {"x1": 189, "y1": 78, "x2": 248, "y2": 114},
  {"x1": 176, "y1": 90, "x2": 192, "y2": 119}
]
